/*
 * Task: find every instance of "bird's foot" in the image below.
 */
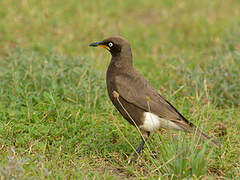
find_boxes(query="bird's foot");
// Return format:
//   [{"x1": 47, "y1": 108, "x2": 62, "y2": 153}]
[{"x1": 128, "y1": 140, "x2": 145, "y2": 165}]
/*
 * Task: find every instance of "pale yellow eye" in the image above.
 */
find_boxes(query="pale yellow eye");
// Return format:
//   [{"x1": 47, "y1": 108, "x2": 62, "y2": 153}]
[{"x1": 108, "y1": 42, "x2": 113, "y2": 47}]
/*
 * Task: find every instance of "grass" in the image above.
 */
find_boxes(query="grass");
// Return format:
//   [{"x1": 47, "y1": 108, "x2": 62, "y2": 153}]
[{"x1": 0, "y1": 0, "x2": 240, "y2": 179}]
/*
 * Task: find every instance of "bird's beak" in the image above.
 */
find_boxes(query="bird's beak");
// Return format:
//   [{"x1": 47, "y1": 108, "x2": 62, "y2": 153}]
[{"x1": 89, "y1": 42, "x2": 110, "y2": 50}]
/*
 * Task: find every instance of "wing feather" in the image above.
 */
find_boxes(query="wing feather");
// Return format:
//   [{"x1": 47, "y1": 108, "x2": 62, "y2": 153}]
[{"x1": 115, "y1": 70, "x2": 192, "y2": 127}]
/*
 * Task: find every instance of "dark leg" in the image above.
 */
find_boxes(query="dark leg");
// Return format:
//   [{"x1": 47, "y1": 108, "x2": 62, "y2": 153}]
[
  {"x1": 128, "y1": 131, "x2": 150, "y2": 164},
  {"x1": 133, "y1": 139, "x2": 145, "y2": 157}
]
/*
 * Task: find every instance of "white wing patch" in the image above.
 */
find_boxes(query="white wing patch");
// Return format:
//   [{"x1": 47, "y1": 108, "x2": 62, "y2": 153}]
[{"x1": 140, "y1": 112, "x2": 183, "y2": 132}]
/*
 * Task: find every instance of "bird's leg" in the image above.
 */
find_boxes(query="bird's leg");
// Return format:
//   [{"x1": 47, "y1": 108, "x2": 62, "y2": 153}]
[
  {"x1": 129, "y1": 130, "x2": 150, "y2": 164},
  {"x1": 132, "y1": 139, "x2": 145, "y2": 157}
]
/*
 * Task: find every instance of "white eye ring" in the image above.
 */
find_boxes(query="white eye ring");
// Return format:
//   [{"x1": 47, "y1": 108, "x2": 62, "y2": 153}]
[{"x1": 108, "y1": 42, "x2": 113, "y2": 47}]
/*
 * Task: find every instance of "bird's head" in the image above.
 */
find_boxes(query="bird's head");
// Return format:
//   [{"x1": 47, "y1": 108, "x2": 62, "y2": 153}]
[{"x1": 89, "y1": 36, "x2": 131, "y2": 57}]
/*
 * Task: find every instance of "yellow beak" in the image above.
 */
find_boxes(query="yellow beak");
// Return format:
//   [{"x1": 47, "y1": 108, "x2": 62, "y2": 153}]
[{"x1": 89, "y1": 42, "x2": 110, "y2": 50}]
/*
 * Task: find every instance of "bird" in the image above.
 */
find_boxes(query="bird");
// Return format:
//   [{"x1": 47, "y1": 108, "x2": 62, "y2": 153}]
[{"x1": 89, "y1": 36, "x2": 218, "y2": 163}]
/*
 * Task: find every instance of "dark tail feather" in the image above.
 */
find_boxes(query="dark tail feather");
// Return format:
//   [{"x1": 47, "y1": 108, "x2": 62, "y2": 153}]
[{"x1": 193, "y1": 128, "x2": 219, "y2": 147}]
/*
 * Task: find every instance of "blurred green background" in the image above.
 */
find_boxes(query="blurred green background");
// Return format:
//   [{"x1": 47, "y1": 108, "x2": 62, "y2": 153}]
[
  {"x1": 0, "y1": 0, "x2": 239, "y2": 179},
  {"x1": 1, "y1": 0, "x2": 239, "y2": 57}
]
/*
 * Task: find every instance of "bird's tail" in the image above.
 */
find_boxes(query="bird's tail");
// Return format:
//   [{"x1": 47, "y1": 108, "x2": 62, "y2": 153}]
[{"x1": 190, "y1": 127, "x2": 219, "y2": 147}]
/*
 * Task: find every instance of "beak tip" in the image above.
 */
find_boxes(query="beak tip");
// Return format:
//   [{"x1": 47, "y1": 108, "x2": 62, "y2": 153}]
[{"x1": 89, "y1": 42, "x2": 100, "y2": 47}]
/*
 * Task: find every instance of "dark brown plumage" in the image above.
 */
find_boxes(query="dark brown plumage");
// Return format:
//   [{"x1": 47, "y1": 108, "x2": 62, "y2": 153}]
[{"x1": 89, "y1": 36, "x2": 218, "y2": 162}]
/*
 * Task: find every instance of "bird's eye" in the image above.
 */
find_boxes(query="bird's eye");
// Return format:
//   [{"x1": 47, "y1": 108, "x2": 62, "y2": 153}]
[{"x1": 108, "y1": 42, "x2": 113, "y2": 47}]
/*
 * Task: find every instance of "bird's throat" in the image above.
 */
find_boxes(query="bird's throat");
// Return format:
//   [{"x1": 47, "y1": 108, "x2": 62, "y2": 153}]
[{"x1": 110, "y1": 55, "x2": 133, "y2": 69}]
